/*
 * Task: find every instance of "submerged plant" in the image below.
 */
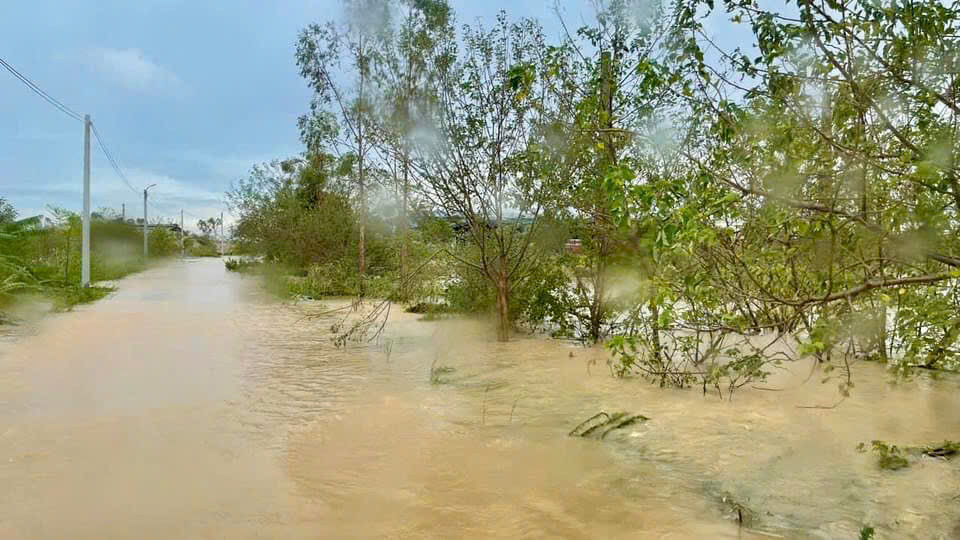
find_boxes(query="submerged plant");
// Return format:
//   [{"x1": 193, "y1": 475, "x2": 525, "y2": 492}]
[
  {"x1": 920, "y1": 440, "x2": 959, "y2": 459},
  {"x1": 429, "y1": 356, "x2": 456, "y2": 384},
  {"x1": 857, "y1": 440, "x2": 909, "y2": 470},
  {"x1": 857, "y1": 439, "x2": 959, "y2": 470},
  {"x1": 569, "y1": 411, "x2": 649, "y2": 439}
]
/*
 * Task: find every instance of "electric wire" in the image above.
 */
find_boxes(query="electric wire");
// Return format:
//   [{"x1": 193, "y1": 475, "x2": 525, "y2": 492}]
[
  {"x1": 90, "y1": 121, "x2": 141, "y2": 196},
  {"x1": 0, "y1": 56, "x2": 83, "y2": 121},
  {"x1": 3, "y1": 56, "x2": 223, "y2": 223}
]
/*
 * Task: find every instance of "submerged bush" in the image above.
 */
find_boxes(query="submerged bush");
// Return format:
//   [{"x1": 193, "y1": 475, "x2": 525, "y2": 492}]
[
  {"x1": 857, "y1": 440, "x2": 910, "y2": 470},
  {"x1": 303, "y1": 260, "x2": 363, "y2": 297}
]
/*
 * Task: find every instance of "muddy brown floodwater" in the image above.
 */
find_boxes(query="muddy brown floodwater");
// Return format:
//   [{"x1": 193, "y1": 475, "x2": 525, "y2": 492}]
[{"x1": 1, "y1": 258, "x2": 958, "y2": 539}]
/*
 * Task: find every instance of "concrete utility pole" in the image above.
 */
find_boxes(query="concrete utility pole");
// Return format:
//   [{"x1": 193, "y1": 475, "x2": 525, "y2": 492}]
[
  {"x1": 180, "y1": 209, "x2": 184, "y2": 257},
  {"x1": 122, "y1": 203, "x2": 125, "y2": 221},
  {"x1": 220, "y1": 211, "x2": 224, "y2": 255},
  {"x1": 81, "y1": 114, "x2": 91, "y2": 287},
  {"x1": 143, "y1": 184, "x2": 156, "y2": 258}
]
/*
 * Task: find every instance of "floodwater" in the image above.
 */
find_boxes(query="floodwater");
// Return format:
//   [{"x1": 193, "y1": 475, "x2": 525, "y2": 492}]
[{"x1": 0, "y1": 258, "x2": 958, "y2": 539}]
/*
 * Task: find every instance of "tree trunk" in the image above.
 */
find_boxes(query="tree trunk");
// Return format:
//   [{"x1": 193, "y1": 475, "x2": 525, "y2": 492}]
[
  {"x1": 496, "y1": 275, "x2": 510, "y2": 342},
  {"x1": 649, "y1": 297, "x2": 663, "y2": 364},
  {"x1": 587, "y1": 250, "x2": 611, "y2": 342},
  {"x1": 400, "y1": 148, "x2": 409, "y2": 300},
  {"x1": 495, "y1": 258, "x2": 510, "y2": 342},
  {"x1": 359, "y1": 178, "x2": 366, "y2": 276},
  {"x1": 357, "y1": 36, "x2": 367, "y2": 279}
]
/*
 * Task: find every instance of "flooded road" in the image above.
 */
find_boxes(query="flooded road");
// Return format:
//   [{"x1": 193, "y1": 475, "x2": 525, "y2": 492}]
[{"x1": 1, "y1": 258, "x2": 958, "y2": 538}]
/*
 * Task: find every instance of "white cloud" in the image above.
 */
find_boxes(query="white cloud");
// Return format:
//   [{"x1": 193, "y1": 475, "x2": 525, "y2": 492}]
[{"x1": 83, "y1": 47, "x2": 187, "y2": 97}]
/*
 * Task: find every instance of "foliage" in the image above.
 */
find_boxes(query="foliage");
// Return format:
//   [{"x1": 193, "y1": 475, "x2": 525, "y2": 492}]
[
  {"x1": 296, "y1": 0, "x2": 397, "y2": 277},
  {"x1": 857, "y1": 439, "x2": 959, "y2": 472},
  {"x1": 148, "y1": 227, "x2": 179, "y2": 257},
  {"x1": 0, "y1": 203, "x2": 159, "y2": 317},
  {"x1": 512, "y1": 255, "x2": 580, "y2": 337},
  {"x1": 252, "y1": 0, "x2": 960, "y2": 387},
  {"x1": 541, "y1": 0, "x2": 681, "y2": 343},
  {"x1": 666, "y1": 0, "x2": 960, "y2": 377},
  {"x1": 411, "y1": 12, "x2": 563, "y2": 341},
  {"x1": 227, "y1": 158, "x2": 357, "y2": 269},
  {"x1": 303, "y1": 260, "x2": 365, "y2": 297},
  {"x1": 0, "y1": 197, "x2": 16, "y2": 224},
  {"x1": 224, "y1": 258, "x2": 259, "y2": 273},
  {"x1": 186, "y1": 236, "x2": 219, "y2": 257},
  {"x1": 856, "y1": 440, "x2": 910, "y2": 470},
  {"x1": 608, "y1": 324, "x2": 777, "y2": 398},
  {"x1": 47, "y1": 285, "x2": 114, "y2": 312},
  {"x1": 197, "y1": 217, "x2": 222, "y2": 238}
]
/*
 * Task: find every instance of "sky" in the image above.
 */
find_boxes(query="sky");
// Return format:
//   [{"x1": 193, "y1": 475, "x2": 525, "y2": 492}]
[{"x1": 0, "y1": 0, "x2": 741, "y2": 232}]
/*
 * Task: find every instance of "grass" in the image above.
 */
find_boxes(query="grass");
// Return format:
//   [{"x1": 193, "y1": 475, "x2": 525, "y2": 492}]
[
  {"x1": 48, "y1": 285, "x2": 115, "y2": 311},
  {"x1": 224, "y1": 258, "x2": 260, "y2": 273},
  {"x1": 187, "y1": 239, "x2": 220, "y2": 257},
  {"x1": 0, "y1": 254, "x2": 157, "y2": 323},
  {"x1": 0, "y1": 214, "x2": 180, "y2": 323}
]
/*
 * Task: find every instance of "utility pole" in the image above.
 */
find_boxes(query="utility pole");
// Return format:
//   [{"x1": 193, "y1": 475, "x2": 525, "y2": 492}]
[
  {"x1": 122, "y1": 203, "x2": 125, "y2": 221},
  {"x1": 81, "y1": 114, "x2": 91, "y2": 287},
  {"x1": 143, "y1": 184, "x2": 156, "y2": 258},
  {"x1": 180, "y1": 209, "x2": 184, "y2": 258},
  {"x1": 220, "y1": 211, "x2": 224, "y2": 256}
]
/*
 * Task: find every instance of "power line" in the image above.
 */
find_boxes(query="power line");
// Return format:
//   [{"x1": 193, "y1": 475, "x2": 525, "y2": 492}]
[
  {"x1": 90, "y1": 121, "x2": 141, "y2": 196},
  {"x1": 0, "y1": 56, "x2": 83, "y2": 122},
  {"x1": 147, "y1": 196, "x2": 208, "y2": 220},
  {"x1": 3, "y1": 56, "x2": 214, "y2": 232}
]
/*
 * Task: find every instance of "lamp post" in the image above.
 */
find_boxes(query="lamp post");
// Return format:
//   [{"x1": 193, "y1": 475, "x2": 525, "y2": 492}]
[{"x1": 143, "y1": 183, "x2": 157, "y2": 258}]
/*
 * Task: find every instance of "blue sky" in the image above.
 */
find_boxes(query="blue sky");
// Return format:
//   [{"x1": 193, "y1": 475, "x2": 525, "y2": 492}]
[{"x1": 1, "y1": 1, "x2": 739, "y2": 231}]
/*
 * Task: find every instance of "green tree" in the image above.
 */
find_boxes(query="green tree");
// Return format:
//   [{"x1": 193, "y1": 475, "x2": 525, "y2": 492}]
[
  {"x1": 297, "y1": 0, "x2": 392, "y2": 279},
  {"x1": 607, "y1": 0, "x2": 960, "y2": 383},
  {"x1": 197, "y1": 216, "x2": 222, "y2": 238},
  {"x1": 375, "y1": 0, "x2": 453, "y2": 299},
  {"x1": 545, "y1": 0, "x2": 682, "y2": 342},
  {"x1": 0, "y1": 197, "x2": 16, "y2": 224},
  {"x1": 227, "y1": 158, "x2": 356, "y2": 269},
  {"x1": 413, "y1": 13, "x2": 562, "y2": 341}
]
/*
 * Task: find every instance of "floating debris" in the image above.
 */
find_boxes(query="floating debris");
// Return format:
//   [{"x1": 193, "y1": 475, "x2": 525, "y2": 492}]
[{"x1": 569, "y1": 411, "x2": 649, "y2": 439}]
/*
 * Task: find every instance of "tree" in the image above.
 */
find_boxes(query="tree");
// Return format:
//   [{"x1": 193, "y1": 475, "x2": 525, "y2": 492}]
[
  {"x1": 0, "y1": 197, "x2": 16, "y2": 225},
  {"x1": 197, "y1": 216, "x2": 222, "y2": 238},
  {"x1": 297, "y1": 0, "x2": 392, "y2": 280},
  {"x1": 413, "y1": 13, "x2": 561, "y2": 341},
  {"x1": 546, "y1": 0, "x2": 682, "y2": 342},
  {"x1": 375, "y1": 0, "x2": 453, "y2": 299},
  {"x1": 604, "y1": 0, "x2": 960, "y2": 382},
  {"x1": 227, "y1": 158, "x2": 356, "y2": 268}
]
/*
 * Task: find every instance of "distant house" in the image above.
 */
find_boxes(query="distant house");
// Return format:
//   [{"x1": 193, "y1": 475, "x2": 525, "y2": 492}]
[{"x1": 121, "y1": 220, "x2": 183, "y2": 234}]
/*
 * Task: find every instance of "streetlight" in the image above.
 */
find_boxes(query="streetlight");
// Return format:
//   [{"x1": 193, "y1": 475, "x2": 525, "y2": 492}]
[{"x1": 143, "y1": 183, "x2": 157, "y2": 258}]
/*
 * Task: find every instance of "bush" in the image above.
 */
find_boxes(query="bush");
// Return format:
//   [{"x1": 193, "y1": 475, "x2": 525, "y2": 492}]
[
  {"x1": 302, "y1": 260, "x2": 363, "y2": 297},
  {"x1": 224, "y1": 258, "x2": 259, "y2": 272},
  {"x1": 187, "y1": 236, "x2": 219, "y2": 257},
  {"x1": 512, "y1": 256, "x2": 580, "y2": 337},
  {"x1": 148, "y1": 227, "x2": 179, "y2": 257},
  {"x1": 0, "y1": 207, "x2": 149, "y2": 315}
]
